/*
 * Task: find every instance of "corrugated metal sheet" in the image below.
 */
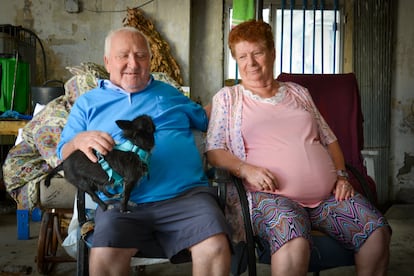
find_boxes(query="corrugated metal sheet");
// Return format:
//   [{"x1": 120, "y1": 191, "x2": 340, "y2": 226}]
[{"x1": 353, "y1": 0, "x2": 393, "y2": 204}]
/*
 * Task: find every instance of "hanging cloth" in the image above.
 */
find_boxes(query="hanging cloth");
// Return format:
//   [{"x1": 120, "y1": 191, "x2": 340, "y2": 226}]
[{"x1": 232, "y1": 0, "x2": 255, "y2": 27}]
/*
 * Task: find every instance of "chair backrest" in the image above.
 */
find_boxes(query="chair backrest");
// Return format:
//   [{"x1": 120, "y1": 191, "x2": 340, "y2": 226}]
[{"x1": 276, "y1": 73, "x2": 377, "y2": 202}]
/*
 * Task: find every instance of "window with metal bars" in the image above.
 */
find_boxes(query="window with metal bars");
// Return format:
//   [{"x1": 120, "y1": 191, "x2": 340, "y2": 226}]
[{"x1": 225, "y1": 0, "x2": 342, "y2": 80}]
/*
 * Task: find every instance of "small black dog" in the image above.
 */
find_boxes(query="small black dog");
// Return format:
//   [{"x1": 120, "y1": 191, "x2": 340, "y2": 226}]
[{"x1": 45, "y1": 114, "x2": 155, "y2": 212}]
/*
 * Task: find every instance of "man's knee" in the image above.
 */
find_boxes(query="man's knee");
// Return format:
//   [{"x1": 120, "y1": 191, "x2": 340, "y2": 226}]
[
  {"x1": 190, "y1": 233, "x2": 230, "y2": 256},
  {"x1": 90, "y1": 247, "x2": 137, "y2": 263}
]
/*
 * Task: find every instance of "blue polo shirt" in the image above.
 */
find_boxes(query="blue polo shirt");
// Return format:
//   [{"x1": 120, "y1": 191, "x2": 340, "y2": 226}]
[{"x1": 57, "y1": 76, "x2": 209, "y2": 204}]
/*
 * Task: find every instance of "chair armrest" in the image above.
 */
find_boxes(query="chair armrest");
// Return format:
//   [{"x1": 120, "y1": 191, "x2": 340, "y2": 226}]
[
  {"x1": 76, "y1": 189, "x2": 89, "y2": 275},
  {"x1": 210, "y1": 167, "x2": 257, "y2": 275},
  {"x1": 213, "y1": 167, "x2": 232, "y2": 182},
  {"x1": 230, "y1": 175, "x2": 257, "y2": 275},
  {"x1": 207, "y1": 167, "x2": 230, "y2": 212},
  {"x1": 345, "y1": 163, "x2": 377, "y2": 205}
]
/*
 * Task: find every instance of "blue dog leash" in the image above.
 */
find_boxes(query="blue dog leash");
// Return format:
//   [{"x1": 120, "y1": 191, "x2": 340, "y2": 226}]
[{"x1": 97, "y1": 140, "x2": 151, "y2": 197}]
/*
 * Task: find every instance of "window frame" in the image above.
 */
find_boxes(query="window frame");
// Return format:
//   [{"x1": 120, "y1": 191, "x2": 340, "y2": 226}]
[{"x1": 224, "y1": 1, "x2": 345, "y2": 81}]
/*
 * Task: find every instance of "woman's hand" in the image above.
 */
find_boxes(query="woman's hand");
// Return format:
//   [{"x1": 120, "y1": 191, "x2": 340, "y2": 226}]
[
  {"x1": 333, "y1": 178, "x2": 354, "y2": 201},
  {"x1": 239, "y1": 163, "x2": 279, "y2": 192}
]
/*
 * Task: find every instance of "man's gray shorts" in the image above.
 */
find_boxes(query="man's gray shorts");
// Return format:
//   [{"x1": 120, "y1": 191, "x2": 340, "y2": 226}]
[{"x1": 92, "y1": 186, "x2": 231, "y2": 262}]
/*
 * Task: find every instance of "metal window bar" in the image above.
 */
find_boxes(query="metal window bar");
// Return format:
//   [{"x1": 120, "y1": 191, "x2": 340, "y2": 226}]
[
  {"x1": 302, "y1": 0, "x2": 307, "y2": 73},
  {"x1": 228, "y1": 0, "x2": 340, "y2": 80},
  {"x1": 289, "y1": 0, "x2": 295, "y2": 72},
  {"x1": 312, "y1": 0, "x2": 317, "y2": 73},
  {"x1": 276, "y1": 0, "x2": 338, "y2": 74},
  {"x1": 320, "y1": 0, "x2": 325, "y2": 73},
  {"x1": 333, "y1": 0, "x2": 338, "y2": 73},
  {"x1": 279, "y1": 0, "x2": 286, "y2": 73}
]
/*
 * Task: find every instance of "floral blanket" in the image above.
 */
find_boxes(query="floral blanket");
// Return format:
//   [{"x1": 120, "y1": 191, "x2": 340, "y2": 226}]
[{"x1": 2, "y1": 62, "x2": 111, "y2": 209}]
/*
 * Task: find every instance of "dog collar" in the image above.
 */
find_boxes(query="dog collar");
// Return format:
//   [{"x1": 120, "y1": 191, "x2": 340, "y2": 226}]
[{"x1": 114, "y1": 140, "x2": 151, "y2": 167}]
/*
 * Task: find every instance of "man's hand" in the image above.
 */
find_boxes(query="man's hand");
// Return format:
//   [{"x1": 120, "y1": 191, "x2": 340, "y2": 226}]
[{"x1": 67, "y1": 131, "x2": 114, "y2": 162}]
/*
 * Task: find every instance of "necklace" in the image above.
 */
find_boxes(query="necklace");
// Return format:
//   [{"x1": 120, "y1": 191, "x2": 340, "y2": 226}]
[{"x1": 242, "y1": 84, "x2": 286, "y2": 105}]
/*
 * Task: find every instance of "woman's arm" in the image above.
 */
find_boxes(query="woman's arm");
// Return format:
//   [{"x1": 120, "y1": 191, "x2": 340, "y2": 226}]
[
  {"x1": 327, "y1": 140, "x2": 346, "y2": 173},
  {"x1": 327, "y1": 140, "x2": 354, "y2": 200},
  {"x1": 207, "y1": 149, "x2": 244, "y2": 177},
  {"x1": 207, "y1": 149, "x2": 278, "y2": 192}
]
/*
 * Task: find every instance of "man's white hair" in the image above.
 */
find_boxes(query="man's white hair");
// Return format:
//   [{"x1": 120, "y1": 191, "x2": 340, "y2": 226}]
[{"x1": 104, "y1": 26, "x2": 151, "y2": 58}]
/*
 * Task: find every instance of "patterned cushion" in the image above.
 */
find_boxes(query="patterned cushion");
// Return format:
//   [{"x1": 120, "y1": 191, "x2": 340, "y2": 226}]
[
  {"x1": 65, "y1": 62, "x2": 109, "y2": 78},
  {"x1": 2, "y1": 97, "x2": 71, "y2": 206},
  {"x1": 64, "y1": 62, "x2": 109, "y2": 103},
  {"x1": 2, "y1": 62, "x2": 108, "y2": 207}
]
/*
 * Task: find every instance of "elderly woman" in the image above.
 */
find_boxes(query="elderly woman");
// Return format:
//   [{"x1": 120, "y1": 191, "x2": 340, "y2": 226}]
[{"x1": 206, "y1": 19, "x2": 391, "y2": 276}]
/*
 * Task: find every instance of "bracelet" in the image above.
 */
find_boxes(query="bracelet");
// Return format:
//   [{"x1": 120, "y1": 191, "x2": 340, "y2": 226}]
[
  {"x1": 236, "y1": 161, "x2": 245, "y2": 177},
  {"x1": 336, "y1": 169, "x2": 349, "y2": 179}
]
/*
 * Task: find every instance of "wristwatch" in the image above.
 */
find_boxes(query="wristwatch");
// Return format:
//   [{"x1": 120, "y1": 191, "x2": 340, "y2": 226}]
[{"x1": 336, "y1": 169, "x2": 349, "y2": 179}]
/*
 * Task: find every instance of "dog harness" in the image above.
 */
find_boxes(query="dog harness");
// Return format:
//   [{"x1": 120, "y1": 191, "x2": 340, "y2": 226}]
[{"x1": 97, "y1": 140, "x2": 151, "y2": 196}]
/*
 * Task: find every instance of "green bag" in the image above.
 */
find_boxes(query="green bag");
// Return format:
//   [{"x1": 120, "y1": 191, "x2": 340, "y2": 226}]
[{"x1": 0, "y1": 56, "x2": 30, "y2": 113}]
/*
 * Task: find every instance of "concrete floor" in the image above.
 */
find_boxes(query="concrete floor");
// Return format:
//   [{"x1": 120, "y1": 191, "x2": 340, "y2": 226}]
[{"x1": 1, "y1": 197, "x2": 413, "y2": 276}]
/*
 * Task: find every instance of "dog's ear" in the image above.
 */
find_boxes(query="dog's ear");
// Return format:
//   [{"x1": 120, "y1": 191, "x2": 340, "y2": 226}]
[
  {"x1": 145, "y1": 117, "x2": 156, "y2": 134},
  {"x1": 133, "y1": 115, "x2": 156, "y2": 134},
  {"x1": 115, "y1": 120, "x2": 132, "y2": 130}
]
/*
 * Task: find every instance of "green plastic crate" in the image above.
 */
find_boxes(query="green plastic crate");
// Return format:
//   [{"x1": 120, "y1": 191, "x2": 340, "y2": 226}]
[{"x1": 0, "y1": 57, "x2": 30, "y2": 113}]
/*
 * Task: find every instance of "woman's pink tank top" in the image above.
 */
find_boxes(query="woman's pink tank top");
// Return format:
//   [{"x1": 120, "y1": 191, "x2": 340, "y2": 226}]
[{"x1": 242, "y1": 90, "x2": 336, "y2": 207}]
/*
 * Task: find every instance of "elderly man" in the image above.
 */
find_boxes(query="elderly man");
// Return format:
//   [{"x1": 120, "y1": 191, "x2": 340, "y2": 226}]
[{"x1": 57, "y1": 26, "x2": 231, "y2": 276}]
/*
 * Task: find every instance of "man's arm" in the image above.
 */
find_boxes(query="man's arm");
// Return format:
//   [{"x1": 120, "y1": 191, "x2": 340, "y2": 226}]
[{"x1": 60, "y1": 131, "x2": 115, "y2": 162}]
